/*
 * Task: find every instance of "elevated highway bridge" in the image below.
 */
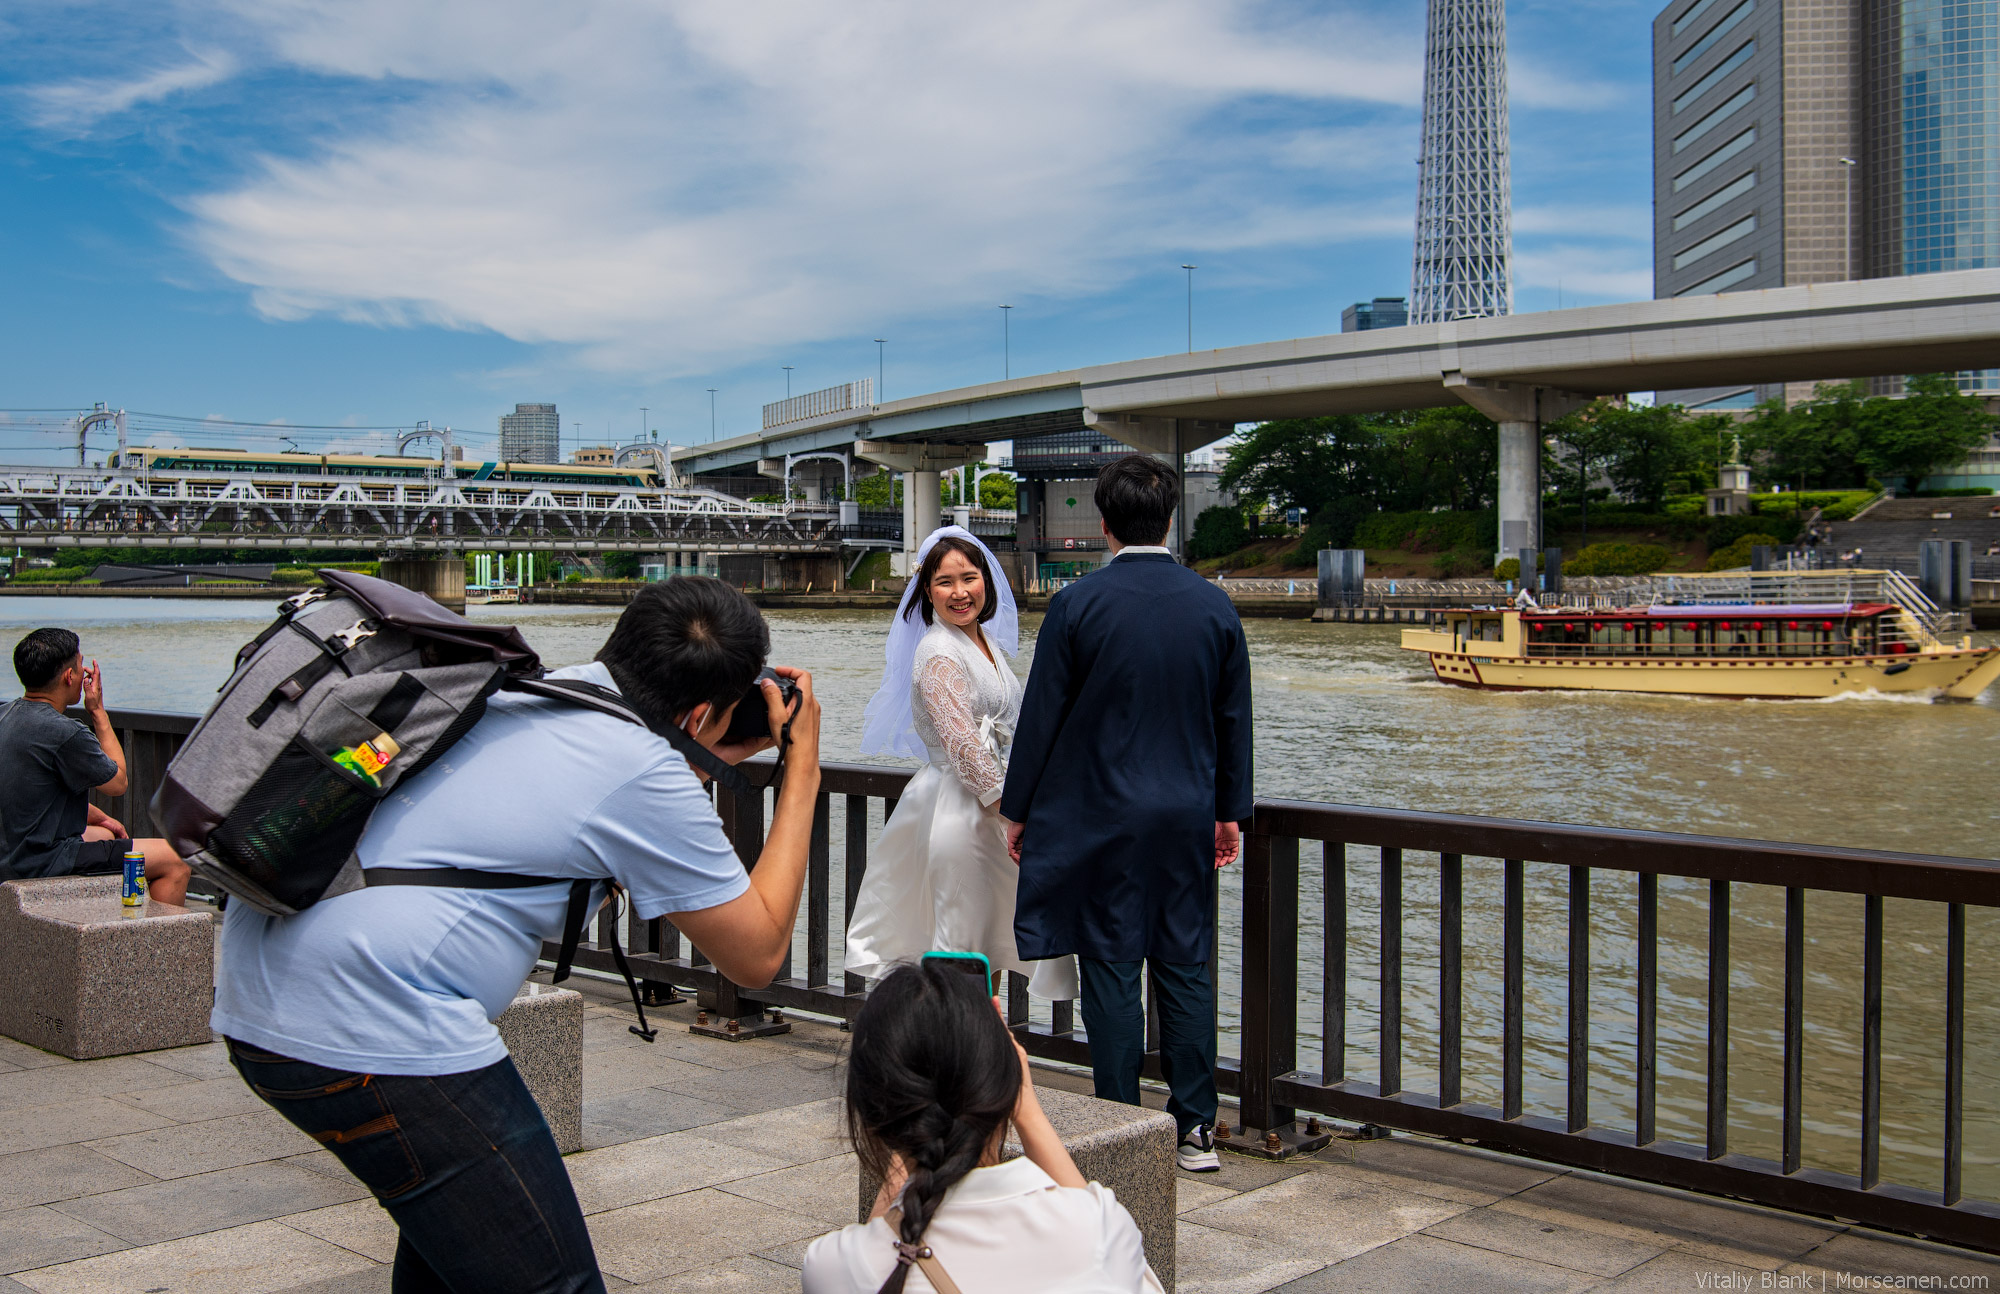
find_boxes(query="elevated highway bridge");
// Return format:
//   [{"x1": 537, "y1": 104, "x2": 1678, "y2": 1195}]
[{"x1": 683, "y1": 268, "x2": 2000, "y2": 564}]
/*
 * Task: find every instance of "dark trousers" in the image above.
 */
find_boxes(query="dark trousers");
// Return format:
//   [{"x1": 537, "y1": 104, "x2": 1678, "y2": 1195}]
[
  {"x1": 1077, "y1": 957, "x2": 1218, "y2": 1138},
  {"x1": 227, "y1": 1039, "x2": 604, "y2": 1294}
]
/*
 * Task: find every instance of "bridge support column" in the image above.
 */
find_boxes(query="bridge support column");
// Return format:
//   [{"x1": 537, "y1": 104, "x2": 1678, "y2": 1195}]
[
  {"x1": 1497, "y1": 420, "x2": 1540, "y2": 560},
  {"x1": 1442, "y1": 376, "x2": 1590, "y2": 569},
  {"x1": 854, "y1": 440, "x2": 988, "y2": 577},
  {"x1": 380, "y1": 555, "x2": 466, "y2": 614}
]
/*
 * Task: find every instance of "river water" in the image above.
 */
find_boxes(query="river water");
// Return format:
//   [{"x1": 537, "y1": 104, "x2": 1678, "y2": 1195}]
[{"x1": 4, "y1": 596, "x2": 1995, "y2": 1199}]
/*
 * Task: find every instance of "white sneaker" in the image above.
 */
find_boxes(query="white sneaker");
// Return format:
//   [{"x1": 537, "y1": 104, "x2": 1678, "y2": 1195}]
[{"x1": 1177, "y1": 1124, "x2": 1221, "y2": 1172}]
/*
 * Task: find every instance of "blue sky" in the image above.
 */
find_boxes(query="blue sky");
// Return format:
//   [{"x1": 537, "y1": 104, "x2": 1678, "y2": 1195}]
[{"x1": 0, "y1": 1, "x2": 1658, "y2": 463}]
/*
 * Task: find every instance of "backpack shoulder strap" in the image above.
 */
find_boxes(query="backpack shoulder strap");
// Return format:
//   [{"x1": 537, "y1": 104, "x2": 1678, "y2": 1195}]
[
  {"x1": 505, "y1": 676, "x2": 751, "y2": 795},
  {"x1": 880, "y1": 1207, "x2": 966, "y2": 1294}
]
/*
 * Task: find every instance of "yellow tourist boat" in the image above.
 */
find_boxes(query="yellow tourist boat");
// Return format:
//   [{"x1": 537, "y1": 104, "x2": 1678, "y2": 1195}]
[{"x1": 1400, "y1": 570, "x2": 2000, "y2": 701}]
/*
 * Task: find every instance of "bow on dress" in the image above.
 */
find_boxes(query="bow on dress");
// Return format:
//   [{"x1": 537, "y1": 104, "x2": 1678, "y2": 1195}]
[{"x1": 976, "y1": 714, "x2": 1012, "y2": 764}]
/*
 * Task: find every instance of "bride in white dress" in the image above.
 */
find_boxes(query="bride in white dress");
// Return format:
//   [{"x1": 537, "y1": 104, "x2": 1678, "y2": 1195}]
[{"x1": 847, "y1": 526, "x2": 1078, "y2": 1000}]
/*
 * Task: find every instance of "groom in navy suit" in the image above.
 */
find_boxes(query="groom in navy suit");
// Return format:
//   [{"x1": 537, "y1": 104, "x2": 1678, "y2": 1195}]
[{"x1": 1001, "y1": 454, "x2": 1253, "y2": 1173}]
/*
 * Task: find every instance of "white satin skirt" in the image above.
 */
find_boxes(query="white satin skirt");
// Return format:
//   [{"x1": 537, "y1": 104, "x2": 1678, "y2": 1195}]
[{"x1": 844, "y1": 760, "x2": 1079, "y2": 1000}]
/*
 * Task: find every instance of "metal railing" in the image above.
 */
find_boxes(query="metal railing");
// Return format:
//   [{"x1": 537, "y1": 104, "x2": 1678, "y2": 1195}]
[
  {"x1": 77, "y1": 710, "x2": 1999, "y2": 1252},
  {"x1": 761, "y1": 380, "x2": 873, "y2": 430}
]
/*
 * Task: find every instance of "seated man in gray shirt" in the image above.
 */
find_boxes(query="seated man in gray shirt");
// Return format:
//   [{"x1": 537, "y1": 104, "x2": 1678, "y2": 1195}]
[{"x1": 1, "y1": 628, "x2": 189, "y2": 902}]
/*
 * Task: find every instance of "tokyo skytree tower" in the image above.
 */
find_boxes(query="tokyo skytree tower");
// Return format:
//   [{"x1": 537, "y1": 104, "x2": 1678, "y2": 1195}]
[{"x1": 1410, "y1": 0, "x2": 1514, "y2": 323}]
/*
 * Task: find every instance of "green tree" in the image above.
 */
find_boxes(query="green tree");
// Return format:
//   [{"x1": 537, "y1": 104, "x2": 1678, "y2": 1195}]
[
  {"x1": 1189, "y1": 504, "x2": 1249, "y2": 560},
  {"x1": 1544, "y1": 399, "x2": 1711, "y2": 513},
  {"x1": 1740, "y1": 382, "x2": 1870, "y2": 490},
  {"x1": 1377, "y1": 407, "x2": 1499, "y2": 512},
  {"x1": 1216, "y1": 416, "x2": 1381, "y2": 517},
  {"x1": 978, "y1": 472, "x2": 1017, "y2": 511},
  {"x1": 854, "y1": 471, "x2": 901, "y2": 507},
  {"x1": 1852, "y1": 373, "x2": 1997, "y2": 491}
]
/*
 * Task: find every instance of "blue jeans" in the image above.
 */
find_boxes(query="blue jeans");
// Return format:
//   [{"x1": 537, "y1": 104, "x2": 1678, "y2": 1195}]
[
  {"x1": 1077, "y1": 958, "x2": 1218, "y2": 1138},
  {"x1": 227, "y1": 1039, "x2": 604, "y2": 1294}
]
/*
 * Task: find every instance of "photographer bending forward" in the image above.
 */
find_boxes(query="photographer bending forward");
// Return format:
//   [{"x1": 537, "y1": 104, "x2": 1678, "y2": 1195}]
[{"x1": 213, "y1": 580, "x2": 821, "y2": 1294}]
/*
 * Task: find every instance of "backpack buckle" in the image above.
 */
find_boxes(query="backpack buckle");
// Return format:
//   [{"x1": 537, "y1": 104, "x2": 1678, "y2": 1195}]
[
  {"x1": 327, "y1": 619, "x2": 379, "y2": 653},
  {"x1": 279, "y1": 588, "x2": 329, "y2": 616}
]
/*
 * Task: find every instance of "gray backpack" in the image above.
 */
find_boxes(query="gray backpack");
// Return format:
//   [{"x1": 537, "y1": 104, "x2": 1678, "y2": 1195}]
[{"x1": 151, "y1": 569, "x2": 748, "y2": 1040}]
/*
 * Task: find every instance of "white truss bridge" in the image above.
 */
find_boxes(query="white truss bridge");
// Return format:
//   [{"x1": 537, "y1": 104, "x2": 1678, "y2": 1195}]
[{"x1": 0, "y1": 463, "x2": 839, "y2": 554}]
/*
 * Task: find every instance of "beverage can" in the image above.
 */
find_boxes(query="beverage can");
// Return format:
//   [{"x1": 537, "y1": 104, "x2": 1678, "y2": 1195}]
[{"x1": 121, "y1": 850, "x2": 146, "y2": 907}]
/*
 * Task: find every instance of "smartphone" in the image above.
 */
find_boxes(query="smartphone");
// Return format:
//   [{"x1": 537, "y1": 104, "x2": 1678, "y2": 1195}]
[{"x1": 921, "y1": 950, "x2": 993, "y2": 984}]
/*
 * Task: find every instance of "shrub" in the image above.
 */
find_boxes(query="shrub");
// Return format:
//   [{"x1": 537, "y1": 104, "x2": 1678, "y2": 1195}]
[
  {"x1": 1563, "y1": 542, "x2": 1671, "y2": 577},
  {"x1": 1708, "y1": 513, "x2": 1801, "y2": 547},
  {"x1": 1706, "y1": 533, "x2": 1781, "y2": 571},
  {"x1": 1352, "y1": 509, "x2": 1489, "y2": 553},
  {"x1": 1434, "y1": 549, "x2": 1486, "y2": 579},
  {"x1": 7, "y1": 566, "x2": 91, "y2": 584},
  {"x1": 1494, "y1": 557, "x2": 1521, "y2": 581},
  {"x1": 1231, "y1": 548, "x2": 1269, "y2": 569},
  {"x1": 1189, "y1": 505, "x2": 1250, "y2": 561},
  {"x1": 1914, "y1": 487, "x2": 1996, "y2": 497}
]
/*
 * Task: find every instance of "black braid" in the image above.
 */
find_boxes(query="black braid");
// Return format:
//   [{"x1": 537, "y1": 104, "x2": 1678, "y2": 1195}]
[{"x1": 845, "y1": 964, "x2": 1022, "y2": 1294}]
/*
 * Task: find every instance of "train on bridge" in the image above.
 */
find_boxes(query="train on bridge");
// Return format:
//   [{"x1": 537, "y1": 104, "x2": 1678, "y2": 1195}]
[{"x1": 119, "y1": 447, "x2": 665, "y2": 490}]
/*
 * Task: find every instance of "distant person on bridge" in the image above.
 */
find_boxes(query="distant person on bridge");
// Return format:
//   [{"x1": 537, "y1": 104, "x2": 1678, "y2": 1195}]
[
  {"x1": 1001, "y1": 455, "x2": 1254, "y2": 1174},
  {"x1": 0, "y1": 628, "x2": 189, "y2": 901}
]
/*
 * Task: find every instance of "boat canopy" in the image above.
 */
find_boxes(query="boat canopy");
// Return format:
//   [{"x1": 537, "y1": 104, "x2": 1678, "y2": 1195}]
[{"x1": 1642, "y1": 603, "x2": 1855, "y2": 618}]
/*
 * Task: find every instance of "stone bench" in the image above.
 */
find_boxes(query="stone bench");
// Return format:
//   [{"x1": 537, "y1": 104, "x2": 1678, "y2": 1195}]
[
  {"x1": 497, "y1": 981, "x2": 584, "y2": 1154},
  {"x1": 858, "y1": 1084, "x2": 1178, "y2": 1291},
  {"x1": 0, "y1": 876, "x2": 215, "y2": 1059}
]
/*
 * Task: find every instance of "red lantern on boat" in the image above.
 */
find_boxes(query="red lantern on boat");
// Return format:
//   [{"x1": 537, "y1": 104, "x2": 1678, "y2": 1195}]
[
  {"x1": 1750, "y1": 621, "x2": 1764, "y2": 631},
  {"x1": 1785, "y1": 621, "x2": 1799, "y2": 631},
  {"x1": 1718, "y1": 621, "x2": 1732, "y2": 631},
  {"x1": 1819, "y1": 621, "x2": 1834, "y2": 632}
]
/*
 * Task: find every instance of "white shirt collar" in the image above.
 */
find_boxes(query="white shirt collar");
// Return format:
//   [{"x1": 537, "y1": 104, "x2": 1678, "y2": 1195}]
[
  {"x1": 1112, "y1": 545, "x2": 1171, "y2": 559},
  {"x1": 936, "y1": 1156, "x2": 1060, "y2": 1206}
]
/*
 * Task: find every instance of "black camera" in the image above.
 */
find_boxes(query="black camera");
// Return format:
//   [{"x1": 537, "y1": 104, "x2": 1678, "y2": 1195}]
[{"x1": 722, "y1": 667, "x2": 800, "y2": 745}]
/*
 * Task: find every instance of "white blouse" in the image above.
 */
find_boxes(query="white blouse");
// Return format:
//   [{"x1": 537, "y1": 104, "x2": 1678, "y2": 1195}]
[{"x1": 801, "y1": 1158, "x2": 1165, "y2": 1294}]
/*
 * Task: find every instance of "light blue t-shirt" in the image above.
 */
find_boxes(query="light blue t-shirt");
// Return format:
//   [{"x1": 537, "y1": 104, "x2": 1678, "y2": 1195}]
[{"x1": 212, "y1": 663, "x2": 749, "y2": 1075}]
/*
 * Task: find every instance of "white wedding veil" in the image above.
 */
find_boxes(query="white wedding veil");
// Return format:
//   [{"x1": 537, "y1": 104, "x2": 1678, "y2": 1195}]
[{"x1": 858, "y1": 525, "x2": 1020, "y2": 759}]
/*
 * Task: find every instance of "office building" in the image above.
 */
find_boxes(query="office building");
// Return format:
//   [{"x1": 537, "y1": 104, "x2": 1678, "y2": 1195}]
[
  {"x1": 499, "y1": 403, "x2": 560, "y2": 463},
  {"x1": 1342, "y1": 298, "x2": 1411, "y2": 332},
  {"x1": 571, "y1": 445, "x2": 616, "y2": 466},
  {"x1": 1655, "y1": 0, "x2": 1999, "y2": 409}
]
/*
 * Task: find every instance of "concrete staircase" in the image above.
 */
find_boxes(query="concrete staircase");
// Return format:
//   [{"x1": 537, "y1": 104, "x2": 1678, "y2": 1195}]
[{"x1": 1824, "y1": 496, "x2": 2000, "y2": 578}]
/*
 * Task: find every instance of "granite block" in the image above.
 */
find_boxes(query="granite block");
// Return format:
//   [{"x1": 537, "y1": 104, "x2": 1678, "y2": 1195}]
[
  {"x1": 9, "y1": 1217, "x2": 373, "y2": 1293},
  {"x1": 496, "y1": 981, "x2": 583, "y2": 1154},
  {"x1": 49, "y1": 1159, "x2": 366, "y2": 1245},
  {"x1": 0, "y1": 1207, "x2": 127, "y2": 1276},
  {"x1": 856, "y1": 1085, "x2": 1179, "y2": 1292},
  {"x1": 0, "y1": 1147, "x2": 156, "y2": 1212},
  {"x1": 0, "y1": 878, "x2": 213, "y2": 1060}
]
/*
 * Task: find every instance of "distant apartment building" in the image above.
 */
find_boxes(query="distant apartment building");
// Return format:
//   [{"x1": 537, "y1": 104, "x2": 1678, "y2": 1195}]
[
  {"x1": 1654, "y1": 0, "x2": 2000, "y2": 411},
  {"x1": 1341, "y1": 298, "x2": 1410, "y2": 332},
  {"x1": 499, "y1": 403, "x2": 560, "y2": 463}
]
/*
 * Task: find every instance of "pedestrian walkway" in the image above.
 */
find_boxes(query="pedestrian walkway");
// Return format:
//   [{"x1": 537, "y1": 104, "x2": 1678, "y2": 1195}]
[{"x1": 0, "y1": 975, "x2": 1992, "y2": 1293}]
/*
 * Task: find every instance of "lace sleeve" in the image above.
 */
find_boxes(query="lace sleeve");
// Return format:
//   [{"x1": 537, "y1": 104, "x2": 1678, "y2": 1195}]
[{"x1": 916, "y1": 653, "x2": 1005, "y2": 805}]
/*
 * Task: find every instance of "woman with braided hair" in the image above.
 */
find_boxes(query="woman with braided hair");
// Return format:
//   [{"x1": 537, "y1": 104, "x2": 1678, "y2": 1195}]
[{"x1": 803, "y1": 962, "x2": 1162, "y2": 1293}]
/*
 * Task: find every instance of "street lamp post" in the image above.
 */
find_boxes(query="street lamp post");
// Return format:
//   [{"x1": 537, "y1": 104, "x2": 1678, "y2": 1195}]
[
  {"x1": 1181, "y1": 264, "x2": 1197, "y2": 353},
  {"x1": 874, "y1": 339, "x2": 886, "y2": 401},
  {"x1": 1839, "y1": 156, "x2": 1858, "y2": 280},
  {"x1": 640, "y1": 407, "x2": 648, "y2": 443},
  {"x1": 706, "y1": 389, "x2": 718, "y2": 442},
  {"x1": 999, "y1": 306, "x2": 1012, "y2": 380},
  {"x1": 782, "y1": 366, "x2": 793, "y2": 398}
]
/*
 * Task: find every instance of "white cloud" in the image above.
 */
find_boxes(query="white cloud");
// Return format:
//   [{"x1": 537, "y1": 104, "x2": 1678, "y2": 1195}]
[
  {"x1": 27, "y1": 48, "x2": 236, "y2": 129},
  {"x1": 1514, "y1": 244, "x2": 1653, "y2": 299},
  {"x1": 156, "y1": 1, "x2": 1423, "y2": 374}
]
